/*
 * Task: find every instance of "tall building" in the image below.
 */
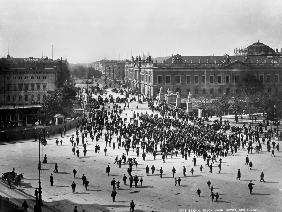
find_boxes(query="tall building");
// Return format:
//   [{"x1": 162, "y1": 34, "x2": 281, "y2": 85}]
[
  {"x1": 125, "y1": 41, "x2": 282, "y2": 98},
  {"x1": 0, "y1": 55, "x2": 68, "y2": 128}
]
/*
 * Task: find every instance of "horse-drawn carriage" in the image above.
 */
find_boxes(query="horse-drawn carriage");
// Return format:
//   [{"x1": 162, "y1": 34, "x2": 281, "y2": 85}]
[{"x1": 1, "y1": 170, "x2": 24, "y2": 188}]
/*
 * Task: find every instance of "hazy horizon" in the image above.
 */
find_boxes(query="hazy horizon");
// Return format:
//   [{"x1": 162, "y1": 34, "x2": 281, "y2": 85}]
[{"x1": 1, "y1": 0, "x2": 282, "y2": 63}]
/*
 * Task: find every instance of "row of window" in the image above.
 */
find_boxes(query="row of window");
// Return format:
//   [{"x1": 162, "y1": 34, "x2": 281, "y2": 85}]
[
  {"x1": 6, "y1": 83, "x2": 47, "y2": 91},
  {"x1": 6, "y1": 94, "x2": 46, "y2": 102},
  {"x1": 157, "y1": 74, "x2": 279, "y2": 84},
  {"x1": 7, "y1": 75, "x2": 47, "y2": 80},
  {"x1": 141, "y1": 75, "x2": 152, "y2": 83},
  {"x1": 183, "y1": 87, "x2": 274, "y2": 96}
]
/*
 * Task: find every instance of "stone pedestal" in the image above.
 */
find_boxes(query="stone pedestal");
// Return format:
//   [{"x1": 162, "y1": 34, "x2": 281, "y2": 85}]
[
  {"x1": 198, "y1": 108, "x2": 203, "y2": 118},
  {"x1": 186, "y1": 102, "x2": 192, "y2": 113}
]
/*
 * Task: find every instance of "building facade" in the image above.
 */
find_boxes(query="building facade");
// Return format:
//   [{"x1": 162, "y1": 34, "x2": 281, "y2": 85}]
[
  {"x1": 125, "y1": 42, "x2": 282, "y2": 98},
  {"x1": 0, "y1": 56, "x2": 65, "y2": 128}
]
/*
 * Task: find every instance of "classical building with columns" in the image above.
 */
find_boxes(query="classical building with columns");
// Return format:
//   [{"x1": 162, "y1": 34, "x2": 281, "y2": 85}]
[{"x1": 125, "y1": 41, "x2": 282, "y2": 98}]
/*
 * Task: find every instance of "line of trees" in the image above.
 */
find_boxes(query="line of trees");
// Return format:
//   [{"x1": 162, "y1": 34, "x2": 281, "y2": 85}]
[{"x1": 70, "y1": 65, "x2": 102, "y2": 79}]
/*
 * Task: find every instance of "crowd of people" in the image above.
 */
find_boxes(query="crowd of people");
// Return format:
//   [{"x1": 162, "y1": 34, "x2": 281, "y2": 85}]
[{"x1": 17, "y1": 85, "x2": 281, "y2": 211}]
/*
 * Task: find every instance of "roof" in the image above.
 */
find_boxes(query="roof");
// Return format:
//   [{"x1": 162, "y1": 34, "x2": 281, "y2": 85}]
[
  {"x1": 246, "y1": 41, "x2": 276, "y2": 56},
  {"x1": 0, "y1": 105, "x2": 42, "y2": 110}
]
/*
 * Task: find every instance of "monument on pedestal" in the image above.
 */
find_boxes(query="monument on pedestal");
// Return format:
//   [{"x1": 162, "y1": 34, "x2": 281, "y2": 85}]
[
  {"x1": 157, "y1": 87, "x2": 165, "y2": 105},
  {"x1": 176, "y1": 92, "x2": 181, "y2": 108},
  {"x1": 186, "y1": 92, "x2": 192, "y2": 113}
]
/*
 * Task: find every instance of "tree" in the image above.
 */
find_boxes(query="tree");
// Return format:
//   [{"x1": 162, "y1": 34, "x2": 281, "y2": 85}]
[
  {"x1": 42, "y1": 81, "x2": 78, "y2": 124},
  {"x1": 212, "y1": 95, "x2": 230, "y2": 116}
]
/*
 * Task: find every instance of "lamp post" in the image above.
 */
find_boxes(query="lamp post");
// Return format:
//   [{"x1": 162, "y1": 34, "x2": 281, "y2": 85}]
[{"x1": 35, "y1": 121, "x2": 42, "y2": 212}]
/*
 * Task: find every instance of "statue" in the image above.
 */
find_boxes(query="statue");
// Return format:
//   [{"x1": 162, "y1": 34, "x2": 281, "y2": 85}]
[
  {"x1": 176, "y1": 92, "x2": 180, "y2": 98},
  {"x1": 188, "y1": 92, "x2": 191, "y2": 102},
  {"x1": 167, "y1": 88, "x2": 171, "y2": 95},
  {"x1": 159, "y1": 87, "x2": 163, "y2": 94}
]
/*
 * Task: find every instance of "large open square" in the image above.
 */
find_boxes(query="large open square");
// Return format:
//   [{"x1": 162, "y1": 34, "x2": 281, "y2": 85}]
[{"x1": 1, "y1": 90, "x2": 282, "y2": 212}]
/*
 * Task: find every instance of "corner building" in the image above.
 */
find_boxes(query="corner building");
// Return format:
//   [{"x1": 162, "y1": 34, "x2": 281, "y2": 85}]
[{"x1": 125, "y1": 41, "x2": 282, "y2": 98}]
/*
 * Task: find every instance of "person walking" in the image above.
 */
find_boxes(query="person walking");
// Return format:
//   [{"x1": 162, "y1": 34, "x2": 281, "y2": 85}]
[
  {"x1": 172, "y1": 167, "x2": 176, "y2": 178},
  {"x1": 22, "y1": 200, "x2": 29, "y2": 211},
  {"x1": 111, "y1": 189, "x2": 117, "y2": 202},
  {"x1": 160, "y1": 167, "x2": 163, "y2": 178},
  {"x1": 50, "y1": 173, "x2": 54, "y2": 186},
  {"x1": 106, "y1": 165, "x2": 111, "y2": 176},
  {"x1": 196, "y1": 188, "x2": 201, "y2": 197},
  {"x1": 248, "y1": 181, "x2": 255, "y2": 194},
  {"x1": 260, "y1": 171, "x2": 265, "y2": 182},
  {"x1": 130, "y1": 200, "x2": 135, "y2": 212},
  {"x1": 123, "y1": 174, "x2": 127, "y2": 185},
  {"x1": 73, "y1": 169, "x2": 77, "y2": 178},
  {"x1": 236, "y1": 169, "x2": 241, "y2": 180},
  {"x1": 140, "y1": 177, "x2": 143, "y2": 187},
  {"x1": 71, "y1": 181, "x2": 76, "y2": 193}
]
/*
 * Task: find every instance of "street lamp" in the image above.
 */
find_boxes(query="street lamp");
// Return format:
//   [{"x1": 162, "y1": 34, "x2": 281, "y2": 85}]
[{"x1": 35, "y1": 121, "x2": 42, "y2": 212}]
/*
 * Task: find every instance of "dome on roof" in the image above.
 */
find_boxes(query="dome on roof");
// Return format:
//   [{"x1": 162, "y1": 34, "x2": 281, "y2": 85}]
[{"x1": 246, "y1": 41, "x2": 276, "y2": 56}]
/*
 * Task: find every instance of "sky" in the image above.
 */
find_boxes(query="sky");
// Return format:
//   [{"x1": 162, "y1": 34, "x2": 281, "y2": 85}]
[{"x1": 1, "y1": 0, "x2": 282, "y2": 63}]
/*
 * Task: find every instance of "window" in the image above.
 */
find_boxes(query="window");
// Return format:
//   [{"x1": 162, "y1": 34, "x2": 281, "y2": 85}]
[
  {"x1": 19, "y1": 95, "x2": 23, "y2": 101},
  {"x1": 236, "y1": 89, "x2": 240, "y2": 94},
  {"x1": 217, "y1": 75, "x2": 222, "y2": 84},
  {"x1": 202, "y1": 88, "x2": 206, "y2": 94},
  {"x1": 6, "y1": 95, "x2": 10, "y2": 102},
  {"x1": 25, "y1": 76, "x2": 28, "y2": 79},
  {"x1": 234, "y1": 75, "x2": 239, "y2": 83},
  {"x1": 194, "y1": 88, "x2": 198, "y2": 95},
  {"x1": 226, "y1": 88, "x2": 230, "y2": 95},
  {"x1": 43, "y1": 76, "x2": 46, "y2": 79},
  {"x1": 31, "y1": 76, "x2": 34, "y2": 79},
  {"x1": 194, "y1": 75, "x2": 199, "y2": 84},
  {"x1": 18, "y1": 76, "x2": 22, "y2": 79},
  {"x1": 274, "y1": 74, "x2": 279, "y2": 83},
  {"x1": 266, "y1": 75, "x2": 271, "y2": 83},
  {"x1": 267, "y1": 88, "x2": 272, "y2": 93},
  {"x1": 218, "y1": 88, "x2": 222, "y2": 94},
  {"x1": 37, "y1": 76, "x2": 40, "y2": 79},
  {"x1": 165, "y1": 75, "x2": 171, "y2": 84},
  {"x1": 175, "y1": 75, "x2": 181, "y2": 84},
  {"x1": 210, "y1": 75, "x2": 214, "y2": 83},
  {"x1": 12, "y1": 95, "x2": 16, "y2": 102},
  {"x1": 210, "y1": 88, "x2": 214, "y2": 95},
  {"x1": 18, "y1": 84, "x2": 23, "y2": 91},
  {"x1": 157, "y1": 76, "x2": 163, "y2": 84},
  {"x1": 148, "y1": 76, "x2": 151, "y2": 83},
  {"x1": 6, "y1": 84, "x2": 11, "y2": 91},
  {"x1": 37, "y1": 84, "x2": 41, "y2": 90},
  {"x1": 25, "y1": 95, "x2": 28, "y2": 102},
  {"x1": 31, "y1": 83, "x2": 35, "y2": 90},
  {"x1": 259, "y1": 75, "x2": 264, "y2": 82},
  {"x1": 186, "y1": 75, "x2": 191, "y2": 84},
  {"x1": 187, "y1": 88, "x2": 190, "y2": 94},
  {"x1": 31, "y1": 95, "x2": 34, "y2": 102},
  {"x1": 24, "y1": 84, "x2": 29, "y2": 91},
  {"x1": 201, "y1": 75, "x2": 205, "y2": 83},
  {"x1": 43, "y1": 84, "x2": 47, "y2": 90},
  {"x1": 37, "y1": 94, "x2": 40, "y2": 102},
  {"x1": 225, "y1": 75, "x2": 230, "y2": 83}
]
